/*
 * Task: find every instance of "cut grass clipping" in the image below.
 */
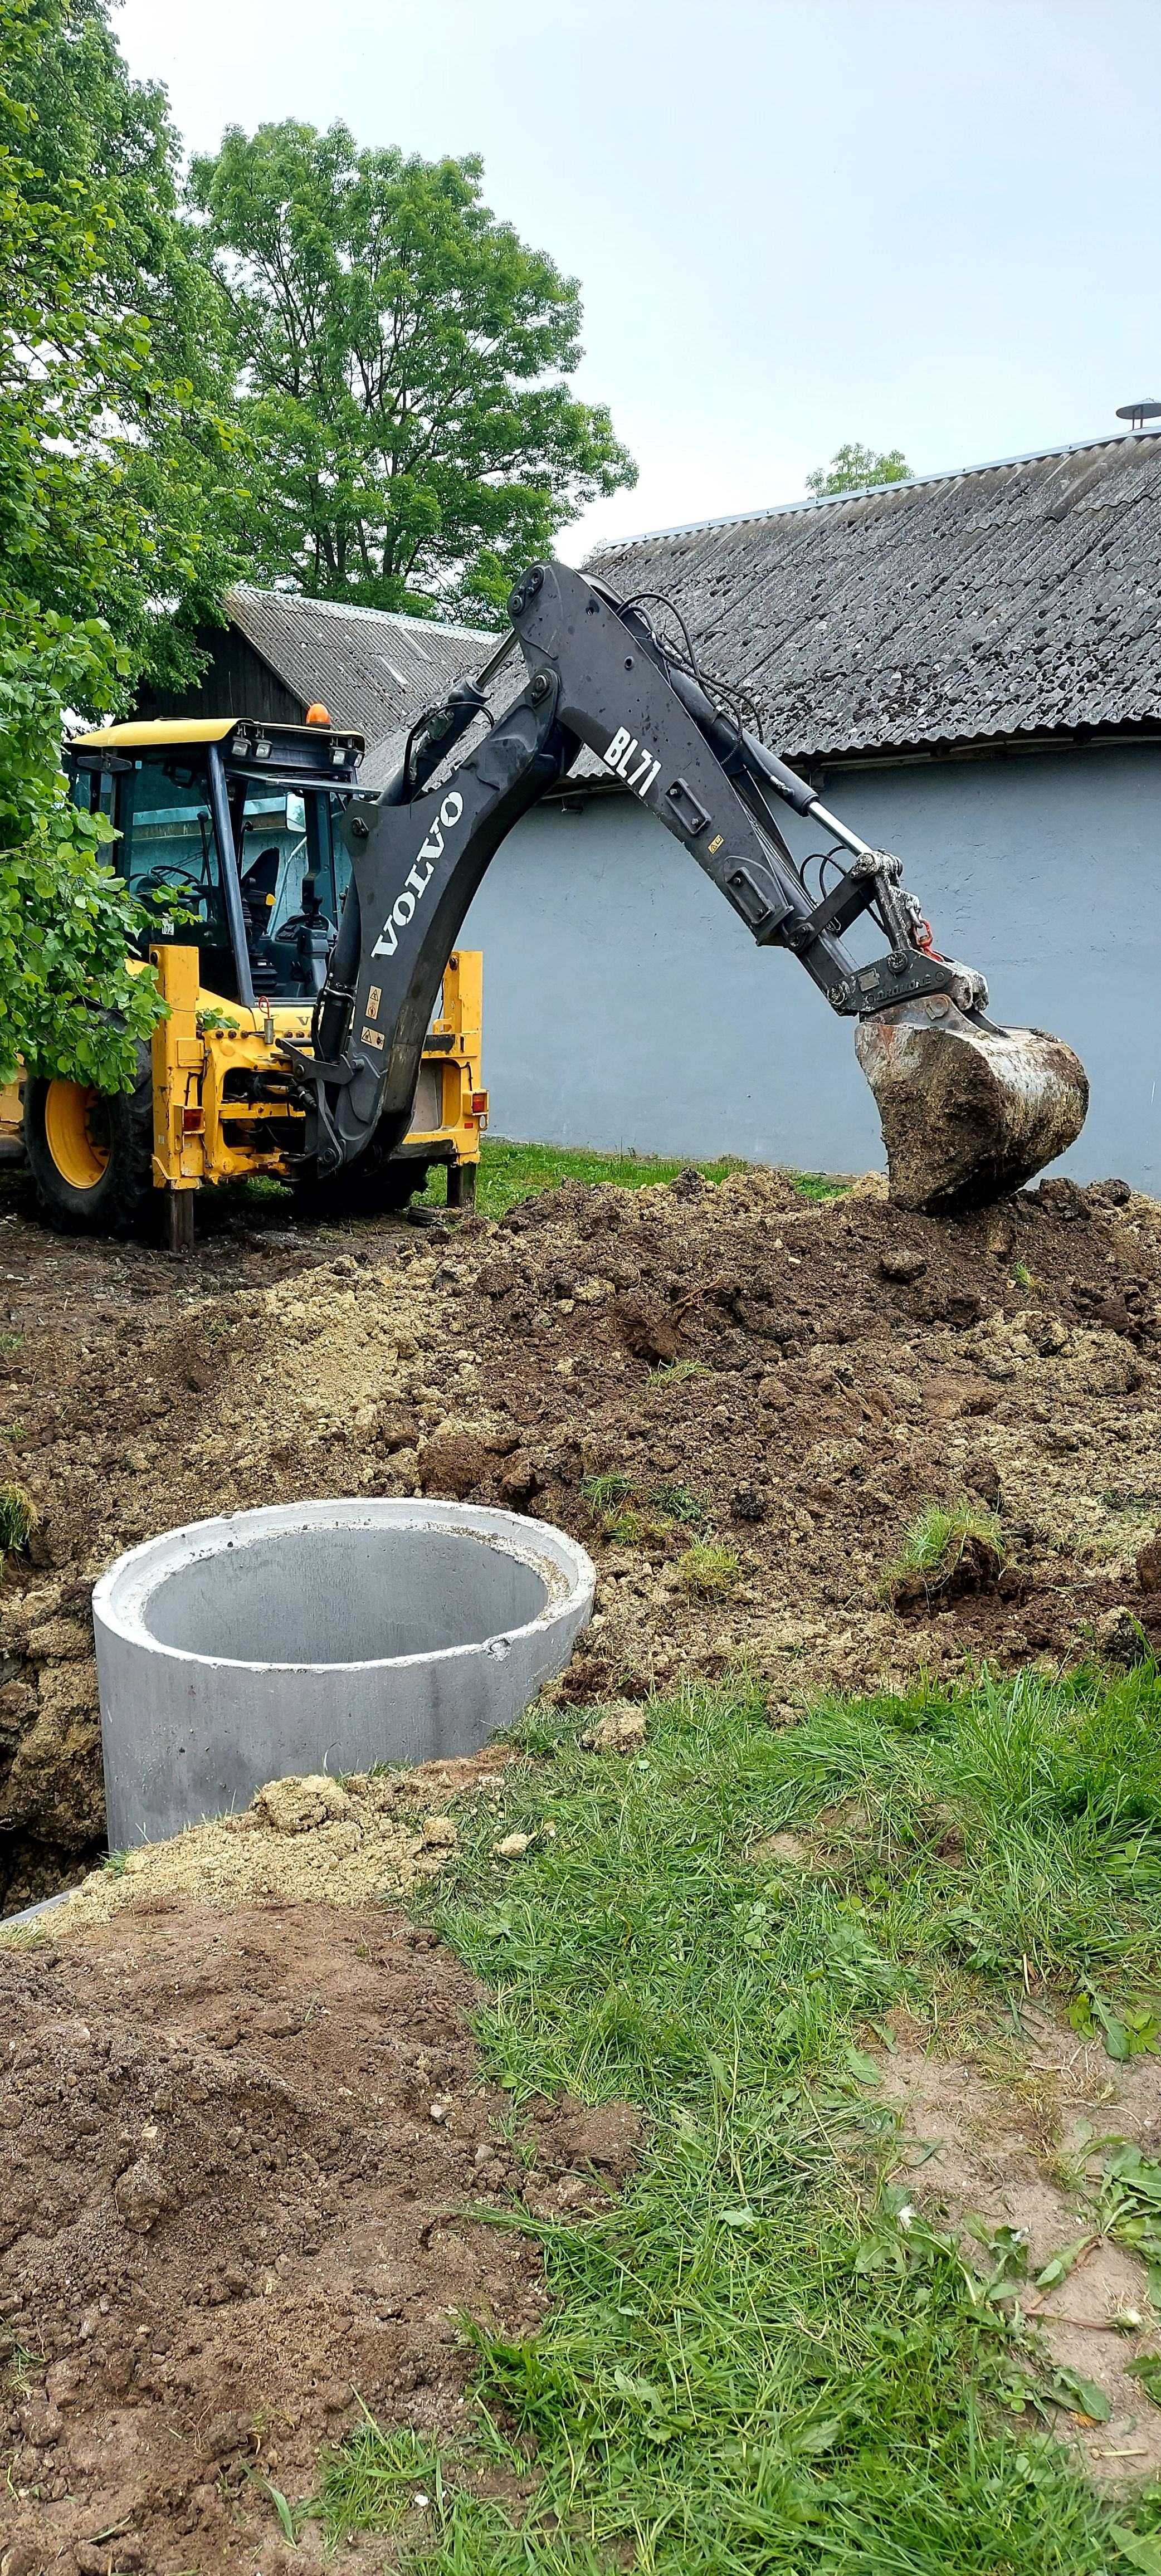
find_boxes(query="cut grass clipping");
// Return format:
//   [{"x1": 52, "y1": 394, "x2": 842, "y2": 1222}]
[{"x1": 307, "y1": 1665, "x2": 1161, "y2": 2572}]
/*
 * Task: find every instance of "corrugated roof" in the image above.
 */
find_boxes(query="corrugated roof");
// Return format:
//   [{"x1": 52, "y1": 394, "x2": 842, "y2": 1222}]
[
  {"x1": 585, "y1": 429, "x2": 1161, "y2": 762},
  {"x1": 225, "y1": 587, "x2": 494, "y2": 774}
]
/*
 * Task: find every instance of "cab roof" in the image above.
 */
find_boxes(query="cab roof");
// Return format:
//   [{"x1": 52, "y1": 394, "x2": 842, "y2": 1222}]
[{"x1": 71, "y1": 717, "x2": 365, "y2": 754}]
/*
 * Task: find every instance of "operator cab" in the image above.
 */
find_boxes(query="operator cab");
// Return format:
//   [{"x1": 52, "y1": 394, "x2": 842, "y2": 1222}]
[{"x1": 67, "y1": 716, "x2": 369, "y2": 1010}]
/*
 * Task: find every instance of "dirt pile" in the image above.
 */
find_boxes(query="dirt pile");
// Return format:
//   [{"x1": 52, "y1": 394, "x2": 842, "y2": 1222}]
[
  {"x1": 46, "y1": 1753, "x2": 510, "y2": 1932},
  {"x1": 3, "y1": 1163, "x2": 1161, "y2": 1906},
  {"x1": 0, "y1": 1897, "x2": 640, "y2": 2572}
]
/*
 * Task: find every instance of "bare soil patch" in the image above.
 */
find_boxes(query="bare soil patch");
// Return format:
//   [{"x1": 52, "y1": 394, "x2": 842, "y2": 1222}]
[
  {"x1": 0, "y1": 1896, "x2": 636, "y2": 2573},
  {"x1": 3, "y1": 1160, "x2": 1161, "y2": 1906},
  {"x1": 880, "y1": 2009, "x2": 1161, "y2": 2479}
]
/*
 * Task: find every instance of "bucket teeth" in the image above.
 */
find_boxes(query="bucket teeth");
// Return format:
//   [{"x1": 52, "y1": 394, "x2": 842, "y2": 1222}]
[{"x1": 855, "y1": 998, "x2": 1089, "y2": 1213}]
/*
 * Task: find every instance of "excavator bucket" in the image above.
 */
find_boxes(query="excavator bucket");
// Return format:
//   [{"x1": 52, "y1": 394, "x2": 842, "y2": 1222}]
[{"x1": 855, "y1": 998, "x2": 1089, "y2": 1213}]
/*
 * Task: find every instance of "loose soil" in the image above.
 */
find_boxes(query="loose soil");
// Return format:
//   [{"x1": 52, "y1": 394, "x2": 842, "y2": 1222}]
[
  {"x1": 2, "y1": 1157, "x2": 1160, "y2": 1907},
  {"x1": 0, "y1": 1896, "x2": 637, "y2": 2573},
  {"x1": 45, "y1": 1755, "x2": 511, "y2": 1934}
]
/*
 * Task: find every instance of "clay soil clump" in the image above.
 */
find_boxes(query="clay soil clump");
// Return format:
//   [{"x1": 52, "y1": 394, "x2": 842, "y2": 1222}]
[{"x1": 45, "y1": 1753, "x2": 509, "y2": 1933}]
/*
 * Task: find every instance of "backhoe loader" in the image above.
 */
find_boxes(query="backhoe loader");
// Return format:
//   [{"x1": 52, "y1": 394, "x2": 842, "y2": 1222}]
[
  {"x1": 7, "y1": 557, "x2": 1088, "y2": 1243},
  {"x1": 2, "y1": 714, "x2": 486, "y2": 1242}
]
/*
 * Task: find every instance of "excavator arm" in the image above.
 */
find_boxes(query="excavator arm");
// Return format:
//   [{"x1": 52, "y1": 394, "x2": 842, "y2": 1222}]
[{"x1": 285, "y1": 557, "x2": 1086, "y2": 1211}]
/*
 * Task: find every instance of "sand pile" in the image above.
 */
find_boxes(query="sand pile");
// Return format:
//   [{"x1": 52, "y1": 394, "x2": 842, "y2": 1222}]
[{"x1": 41, "y1": 1753, "x2": 509, "y2": 1931}]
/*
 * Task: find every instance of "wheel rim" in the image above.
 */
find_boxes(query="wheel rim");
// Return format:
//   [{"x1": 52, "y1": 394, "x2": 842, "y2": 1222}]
[{"x1": 43, "y1": 1080, "x2": 111, "y2": 1190}]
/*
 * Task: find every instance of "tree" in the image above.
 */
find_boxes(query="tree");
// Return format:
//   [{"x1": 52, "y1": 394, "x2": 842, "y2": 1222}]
[
  {"x1": 806, "y1": 442, "x2": 911, "y2": 498},
  {"x1": 3, "y1": 0, "x2": 247, "y2": 689},
  {"x1": 0, "y1": 613, "x2": 162, "y2": 1090},
  {"x1": 0, "y1": 0, "x2": 243, "y2": 1089},
  {"x1": 189, "y1": 122, "x2": 637, "y2": 618}
]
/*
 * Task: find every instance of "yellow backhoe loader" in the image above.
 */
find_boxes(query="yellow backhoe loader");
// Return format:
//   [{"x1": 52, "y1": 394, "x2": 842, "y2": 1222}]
[{"x1": 0, "y1": 713, "x2": 486, "y2": 1246}]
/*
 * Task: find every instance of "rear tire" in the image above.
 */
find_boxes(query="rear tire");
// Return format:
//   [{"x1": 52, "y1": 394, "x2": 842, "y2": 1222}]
[{"x1": 23, "y1": 1047, "x2": 155, "y2": 1236}]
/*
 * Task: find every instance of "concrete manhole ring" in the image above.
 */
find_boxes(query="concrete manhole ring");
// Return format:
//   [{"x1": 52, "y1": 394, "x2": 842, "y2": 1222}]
[{"x1": 92, "y1": 1497, "x2": 596, "y2": 1847}]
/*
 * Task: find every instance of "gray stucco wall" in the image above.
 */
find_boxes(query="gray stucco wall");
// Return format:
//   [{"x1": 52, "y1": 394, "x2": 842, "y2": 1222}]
[{"x1": 458, "y1": 741, "x2": 1161, "y2": 1188}]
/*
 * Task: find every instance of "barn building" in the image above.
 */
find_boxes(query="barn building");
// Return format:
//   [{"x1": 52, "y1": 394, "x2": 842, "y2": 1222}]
[{"x1": 142, "y1": 430, "x2": 1161, "y2": 1188}]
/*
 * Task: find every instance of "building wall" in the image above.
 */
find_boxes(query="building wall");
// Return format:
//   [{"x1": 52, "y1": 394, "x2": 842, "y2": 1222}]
[
  {"x1": 136, "y1": 628, "x2": 304, "y2": 727},
  {"x1": 459, "y1": 741, "x2": 1161, "y2": 1187}
]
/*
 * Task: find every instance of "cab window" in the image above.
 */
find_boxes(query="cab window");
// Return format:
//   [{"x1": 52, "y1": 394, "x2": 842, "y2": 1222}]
[
  {"x1": 226, "y1": 779, "x2": 352, "y2": 999},
  {"x1": 69, "y1": 762, "x2": 116, "y2": 824},
  {"x1": 115, "y1": 755, "x2": 238, "y2": 998}
]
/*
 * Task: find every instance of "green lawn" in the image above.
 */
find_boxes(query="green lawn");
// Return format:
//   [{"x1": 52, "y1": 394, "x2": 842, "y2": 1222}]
[
  {"x1": 301, "y1": 1667, "x2": 1161, "y2": 2573},
  {"x1": 423, "y1": 1136, "x2": 849, "y2": 1221}
]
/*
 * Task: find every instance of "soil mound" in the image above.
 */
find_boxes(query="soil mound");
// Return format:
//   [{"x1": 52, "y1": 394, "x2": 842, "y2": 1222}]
[
  {"x1": 0, "y1": 1900, "x2": 550, "y2": 2570},
  {"x1": 3, "y1": 1164, "x2": 1161, "y2": 1906}
]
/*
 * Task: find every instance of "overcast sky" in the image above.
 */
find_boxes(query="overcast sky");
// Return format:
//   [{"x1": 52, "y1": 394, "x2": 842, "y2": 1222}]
[{"x1": 115, "y1": 0, "x2": 1161, "y2": 559}]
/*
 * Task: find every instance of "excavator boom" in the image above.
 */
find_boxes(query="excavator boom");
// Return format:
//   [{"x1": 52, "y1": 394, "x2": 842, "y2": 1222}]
[{"x1": 286, "y1": 558, "x2": 1086, "y2": 1209}]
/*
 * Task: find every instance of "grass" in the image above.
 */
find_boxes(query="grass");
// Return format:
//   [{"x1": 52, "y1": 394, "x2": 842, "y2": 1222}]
[
  {"x1": 418, "y1": 1138, "x2": 850, "y2": 1223},
  {"x1": 1081, "y1": 1510, "x2": 1155, "y2": 1565},
  {"x1": 677, "y1": 1539, "x2": 740, "y2": 1594},
  {"x1": 648, "y1": 1481, "x2": 706, "y2": 1526},
  {"x1": 0, "y1": 1479, "x2": 36, "y2": 1555},
  {"x1": 786, "y1": 1169, "x2": 851, "y2": 1202},
  {"x1": 581, "y1": 1472, "x2": 708, "y2": 1545},
  {"x1": 314, "y1": 2426, "x2": 443, "y2": 2544},
  {"x1": 1, "y1": 2340, "x2": 42, "y2": 2400},
  {"x1": 580, "y1": 1470, "x2": 632, "y2": 1518},
  {"x1": 579, "y1": 1472, "x2": 648, "y2": 1546},
  {"x1": 303, "y1": 1666, "x2": 1161, "y2": 2570},
  {"x1": 884, "y1": 1498, "x2": 1005, "y2": 1594},
  {"x1": 581, "y1": 1473, "x2": 709, "y2": 1548},
  {"x1": 242, "y1": 1139, "x2": 851, "y2": 1230}
]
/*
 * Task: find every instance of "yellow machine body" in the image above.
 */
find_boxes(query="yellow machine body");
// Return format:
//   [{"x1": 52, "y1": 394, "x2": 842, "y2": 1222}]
[
  {"x1": 146, "y1": 942, "x2": 484, "y2": 1196},
  {"x1": 11, "y1": 717, "x2": 486, "y2": 1233}
]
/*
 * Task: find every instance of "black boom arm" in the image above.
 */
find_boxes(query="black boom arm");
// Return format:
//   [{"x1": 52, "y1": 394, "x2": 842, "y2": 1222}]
[{"x1": 287, "y1": 558, "x2": 987, "y2": 1174}]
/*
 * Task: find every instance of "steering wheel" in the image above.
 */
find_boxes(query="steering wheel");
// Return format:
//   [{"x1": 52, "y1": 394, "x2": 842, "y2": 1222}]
[{"x1": 135, "y1": 864, "x2": 207, "y2": 915}]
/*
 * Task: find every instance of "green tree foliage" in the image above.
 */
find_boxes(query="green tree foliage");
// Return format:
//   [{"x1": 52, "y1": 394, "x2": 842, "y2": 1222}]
[
  {"x1": 0, "y1": 615, "x2": 162, "y2": 1087},
  {"x1": 3, "y1": 0, "x2": 245, "y2": 684},
  {"x1": 0, "y1": 0, "x2": 242, "y2": 1085},
  {"x1": 189, "y1": 122, "x2": 637, "y2": 617},
  {"x1": 806, "y1": 441, "x2": 912, "y2": 497}
]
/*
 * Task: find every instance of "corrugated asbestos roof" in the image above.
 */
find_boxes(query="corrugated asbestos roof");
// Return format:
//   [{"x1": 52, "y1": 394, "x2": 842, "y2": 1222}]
[
  {"x1": 225, "y1": 587, "x2": 493, "y2": 780},
  {"x1": 585, "y1": 430, "x2": 1161, "y2": 762}
]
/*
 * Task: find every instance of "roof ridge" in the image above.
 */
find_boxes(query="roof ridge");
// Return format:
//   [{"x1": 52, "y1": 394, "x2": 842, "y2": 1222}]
[
  {"x1": 588, "y1": 425, "x2": 1161, "y2": 555},
  {"x1": 226, "y1": 584, "x2": 492, "y2": 642}
]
